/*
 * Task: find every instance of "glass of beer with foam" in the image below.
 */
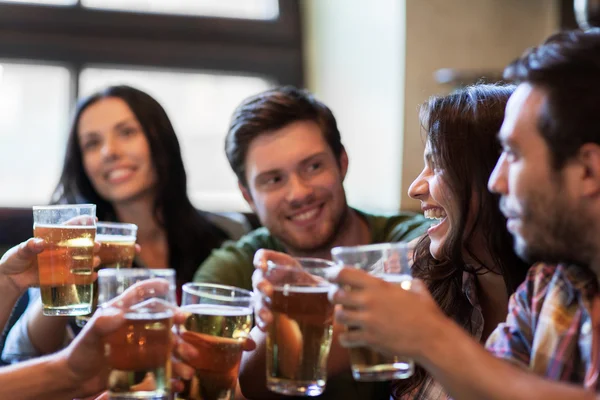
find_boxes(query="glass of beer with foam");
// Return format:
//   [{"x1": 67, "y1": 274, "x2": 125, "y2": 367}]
[
  {"x1": 76, "y1": 222, "x2": 138, "y2": 327},
  {"x1": 176, "y1": 283, "x2": 253, "y2": 400},
  {"x1": 265, "y1": 258, "x2": 335, "y2": 397},
  {"x1": 33, "y1": 204, "x2": 96, "y2": 316},
  {"x1": 98, "y1": 268, "x2": 177, "y2": 400},
  {"x1": 331, "y1": 242, "x2": 413, "y2": 382}
]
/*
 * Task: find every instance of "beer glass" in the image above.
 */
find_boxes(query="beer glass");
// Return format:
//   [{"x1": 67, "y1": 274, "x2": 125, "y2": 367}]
[
  {"x1": 98, "y1": 268, "x2": 177, "y2": 400},
  {"x1": 176, "y1": 283, "x2": 253, "y2": 400},
  {"x1": 331, "y1": 242, "x2": 413, "y2": 382},
  {"x1": 33, "y1": 204, "x2": 96, "y2": 316},
  {"x1": 76, "y1": 222, "x2": 138, "y2": 327},
  {"x1": 265, "y1": 258, "x2": 335, "y2": 397}
]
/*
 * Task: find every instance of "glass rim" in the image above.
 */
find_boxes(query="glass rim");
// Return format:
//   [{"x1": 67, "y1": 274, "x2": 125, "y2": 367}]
[
  {"x1": 266, "y1": 257, "x2": 336, "y2": 269},
  {"x1": 32, "y1": 204, "x2": 96, "y2": 210},
  {"x1": 96, "y1": 221, "x2": 139, "y2": 231},
  {"x1": 182, "y1": 282, "x2": 253, "y2": 301},
  {"x1": 98, "y1": 268, "x2": 174, "y2": 278},
  {"x1": 331, "y1": 242, "x2": 408, "y2": 257}
]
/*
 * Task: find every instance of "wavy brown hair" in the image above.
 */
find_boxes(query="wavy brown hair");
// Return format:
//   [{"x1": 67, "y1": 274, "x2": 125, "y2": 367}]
[{"x1": 392, "y1": 84, "x2": 530, "y2": 398}]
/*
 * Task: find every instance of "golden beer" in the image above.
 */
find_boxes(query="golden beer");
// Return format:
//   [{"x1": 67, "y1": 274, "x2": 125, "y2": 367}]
[
  {"x1": 105, "y1": 311, "x2": 173, "y2": 399},
  {"x1": 267, "y1": 286, "x2": 334, "y2": 396},
  {"x1": 34, "y1": 224, "x2": 95, "y2": 316},
  {"x1": 76, "y1": 234, "x2": 136, "y2": 327},
  {"x1": 176, "y1": 304, "x2": 253, "y2": 400},
  {"x1": 349, "y1": 274, "x2": 413, "y2": 381}
]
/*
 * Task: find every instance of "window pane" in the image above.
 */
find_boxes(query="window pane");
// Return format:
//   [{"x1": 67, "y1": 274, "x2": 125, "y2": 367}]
[
  {"x1": 79, "y1": 66, "x2": 274, "y2": 211},
  {"x1": 0, "y1": 61, "x2": 72, "y2": 206},
  {"x1": 81, "y1": 0, "x2": 279, "y2": 19},
  {"x1": 0, "y1": 0, "x2": 76, "y2": 5}
]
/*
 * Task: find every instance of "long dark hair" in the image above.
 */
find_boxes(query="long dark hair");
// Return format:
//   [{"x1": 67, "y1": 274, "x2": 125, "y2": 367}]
[
  {"x1": 392, "y1": 84, "x2": 530, "y2": 398},
  {"x1": 53, "y1": 85, "x2": 228, "y2": 284}
]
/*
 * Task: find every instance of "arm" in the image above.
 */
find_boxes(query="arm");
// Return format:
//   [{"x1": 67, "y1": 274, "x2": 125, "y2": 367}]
[{"x1": 332, "y1": 268, "x2": 597, "y2": 400}]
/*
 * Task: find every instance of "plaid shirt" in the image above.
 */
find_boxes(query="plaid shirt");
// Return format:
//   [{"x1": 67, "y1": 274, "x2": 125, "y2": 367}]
[
  {"x1": 396, "y1": 271, "x2": 484, "y2": 400},
  {"x1": 485, "y1": 263, "x2": 600, "y2": 390}
]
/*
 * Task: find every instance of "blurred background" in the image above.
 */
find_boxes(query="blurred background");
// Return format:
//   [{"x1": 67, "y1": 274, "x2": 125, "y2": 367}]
[{"x1": 0, "y1": 0, "x2": 575, "y2": 213}]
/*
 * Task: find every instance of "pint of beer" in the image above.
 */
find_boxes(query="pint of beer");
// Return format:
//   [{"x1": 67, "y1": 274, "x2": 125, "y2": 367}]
[
  {"x1": 76, "y1": 222, "x2": 138, "y2": 327},
  {"x1": 176, "y1": 283, "x2": 253, "y2": 400},
  {"x1": 98, "y1": 268, "x2": 177, "y2": 400},
  {"x1": 33, "y1": 204, "x2": 96, "y2": 316},
  {"x1": 265, "y1": 258, "x2": 335, "y2": 397},
  {"x1": 331, "y1": 242, "x2": 414, "y2": 382}
]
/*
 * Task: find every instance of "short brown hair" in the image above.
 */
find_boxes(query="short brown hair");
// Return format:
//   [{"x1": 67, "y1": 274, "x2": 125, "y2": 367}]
[{"x1": 225, "y1": 86, "x2": 343, "y2": 186}]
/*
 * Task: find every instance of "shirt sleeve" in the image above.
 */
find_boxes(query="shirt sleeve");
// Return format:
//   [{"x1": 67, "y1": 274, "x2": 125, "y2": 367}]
[
  {"x1": 485, "y1": 269, "x2": 536, "y2": 368},
  {"x1": 2, "y1": 288, "x2": 73, "y2": 364},
  {"x1": 193, "y1": 240, "x2": 256, "y2": 292}
]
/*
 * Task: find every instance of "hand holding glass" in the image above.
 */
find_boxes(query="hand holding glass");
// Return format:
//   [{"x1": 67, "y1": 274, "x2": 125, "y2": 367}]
[
  {"x1": 98, "y1": 268, "x2": 177, "y2": 400},
  {"x1": 331, "y1": 242, "x2": 413, "y2": 382}
]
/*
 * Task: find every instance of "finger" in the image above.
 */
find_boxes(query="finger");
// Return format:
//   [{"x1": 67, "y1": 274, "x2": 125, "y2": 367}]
[
  {"x1": 329, "y1": 287, "x2": 366, "y2": 309},
  {"x1": 74, "y1": 307, "x2": 125, "y2": 350},
  {"x1": 92, "y1": 256, "x2": 102, "y2": 270},
  {"x1": 106, "y1": 279, "x2": 171, "y2": 308},
  {"x1": 251, "y1": 268, "x2": 264, "y2": 292},
  {"x1": 172, "y1": 309, "x2": 188, "y2": 325},
  {"x1": 253, "y1": 249, "x2": 299, "y2": 271},
  {"x1": 134, "y1": 244, "x2": 142, "y2": 255},
  {"x1": 338, "y1": 329, "x2": 369, "y2": 348},
  {"x1": 409, "y1": 278, "x2": 428, "y2": 294},
  {"x1": 256, "y1": 307, "x2": 273, "y2": 332},
  {"x1": 329, "y1": 268, "x2": 376, "y2": 290},
  {"x1": 172, "y1": 358, "x2": 195, "y2": 381},
  {"x1": 241, "y1": 337, "x2": 256, "y2": 352},
  {"x1": 255, "y1": 279, "x2": 273, "y2": 298},
  {"x1": 171, "y1": 378, "x2": 185, "y2": 394},
  {"x1": 334, "y1": 307, "x2": 366, "y2": 329},
  {"x1": 17, "y1": 238, "x2": 46, "y2": 259},
  {"x1": 174, "y1": 335, "x2": 200, "y2": 363}
]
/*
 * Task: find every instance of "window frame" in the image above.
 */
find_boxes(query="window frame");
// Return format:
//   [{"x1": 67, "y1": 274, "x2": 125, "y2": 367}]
[{"x1": 0, "y1": 0, "x2": 303, "y2": 85}]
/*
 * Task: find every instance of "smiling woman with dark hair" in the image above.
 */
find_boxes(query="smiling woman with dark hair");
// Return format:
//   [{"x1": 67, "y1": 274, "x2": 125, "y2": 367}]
[{"x1": 2, "y1": 85, "x2": 250, "y2": 364}]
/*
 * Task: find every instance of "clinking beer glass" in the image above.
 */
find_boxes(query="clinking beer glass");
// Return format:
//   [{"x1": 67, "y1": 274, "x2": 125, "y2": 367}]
[
  {"x1": 331, "y1": 242, "x2": 413, "y2": 382},
  {"x1": 98, "y1": 268, "x2": 177, "y2": 400},
  {"x1": 76, "y1": 221, "x2": 138, "y2": 327},
  {"x1": 176, "y1": 283, "x2": 253, "y2": 400},
  {"x1": 33, "y1": 204, "x2": 96, "y2": 316},
  {"x1": 265, "y1": 258, "x2": 336, "y2": 397}
]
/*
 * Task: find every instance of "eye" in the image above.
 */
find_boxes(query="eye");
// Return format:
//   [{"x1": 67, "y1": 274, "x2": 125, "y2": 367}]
[
  {"x1": 501, "y1": 147, "x2": 518, "y2": 163},
  {"x1": 265, "y1": 175, "x2": 282, "y2": 185},
  {"x1": 81, "y1": 138, "x2": 100, "y2": 152},
  {"x1": 120, "y1": 126, "x2": 139, "y2": 137},
  {"x1": 307, "y1": 161, "x2": 322, "y2": 173}
]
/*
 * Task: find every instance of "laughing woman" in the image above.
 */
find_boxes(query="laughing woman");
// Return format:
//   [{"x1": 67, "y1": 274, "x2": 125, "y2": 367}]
[{"x1": 245, "y1": 84, "x2": 530, "y2": 400}]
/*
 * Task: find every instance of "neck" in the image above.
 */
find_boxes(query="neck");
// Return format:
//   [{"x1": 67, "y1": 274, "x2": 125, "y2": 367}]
[
  {"x1": 475, "y1": 270, "x2": 509, "y2": 341},
  {"x1": 288, "y1": 208, "x2": 371, "y2": 260},
  {"x1": 113, "y1": 196, "x2": 163, "y2": 242}
]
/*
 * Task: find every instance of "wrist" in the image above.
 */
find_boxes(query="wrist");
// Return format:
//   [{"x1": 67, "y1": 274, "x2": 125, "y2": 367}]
[
  {"x1": 414, "y1": 313, "x2": 457, "y2": 366},
  {"x1": 0, "y1": 273, "x2": 24, "y2": 300}
]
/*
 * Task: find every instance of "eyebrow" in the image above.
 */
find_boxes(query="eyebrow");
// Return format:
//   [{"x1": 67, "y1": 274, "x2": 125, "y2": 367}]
[{"x1": 254, "y1": 151, "x2": 328, "y2": 180}]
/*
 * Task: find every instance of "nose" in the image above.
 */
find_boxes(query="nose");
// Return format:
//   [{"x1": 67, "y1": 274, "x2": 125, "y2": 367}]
[
  {"x1": 286, "y1": 174, "x2": 314, "y2": 204},
  {"x1": 408, "y1": 170, "x2": 428, "y2": 201},
  {"x1": 488, "y1": 154, "x2": 508, "y2": 194},
  {"x1": 100, "y1": 135, "x2": 120, "y2": 160}
]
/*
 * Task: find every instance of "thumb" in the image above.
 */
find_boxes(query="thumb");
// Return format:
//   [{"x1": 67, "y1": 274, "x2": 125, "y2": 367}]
[{"x1": 77, "y1": 307, "x2": 125, "y2": 347}]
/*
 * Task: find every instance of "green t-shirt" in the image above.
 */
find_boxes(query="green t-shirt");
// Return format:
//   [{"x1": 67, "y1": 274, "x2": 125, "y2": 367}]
[
  {"x1": 193, "y1": 209, "x2": 429, "y2": 400},
  {"x1": 194, "y1": 209, "x2": 429, "y2": 291}
]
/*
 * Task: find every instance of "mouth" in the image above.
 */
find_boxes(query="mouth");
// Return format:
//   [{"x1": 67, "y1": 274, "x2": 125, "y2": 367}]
[
  {"x1": 287, "y1": 204, "x2": 324, "y2": 226},
  {"x1": 423, "y1": 207, "x2": 448, "y2": 232},
  {"x1": 104, "y1": 167, "x2": 136, "y2": 184}
]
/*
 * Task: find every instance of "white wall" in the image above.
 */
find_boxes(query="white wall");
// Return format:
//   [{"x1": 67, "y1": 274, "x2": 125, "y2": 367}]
[{"x1": 303, "y1": 0, "x2": 559, "y2": 212}]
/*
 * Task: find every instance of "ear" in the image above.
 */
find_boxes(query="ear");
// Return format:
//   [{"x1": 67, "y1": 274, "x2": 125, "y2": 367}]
[
  {"x1": 575, "y1": 143, "x2": 600, "y2": 198},
  {"x1": 339, "y1": 147, "x2": 349, "y2": 181},
  {"x1": 238, "y1": 181, "x2": 258, "y2": 213}
]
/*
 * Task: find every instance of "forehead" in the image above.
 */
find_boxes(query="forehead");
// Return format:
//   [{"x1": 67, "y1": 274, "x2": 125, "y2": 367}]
[
  {"x1": 500, "y1": 83, "x2": 546, "y2": 145},
  {"x1": 244, "y1": 120, "x2": 331, "y2": 177},
  {"x1": 78, "y1": 97, "x2": 136, "y2": 135}
]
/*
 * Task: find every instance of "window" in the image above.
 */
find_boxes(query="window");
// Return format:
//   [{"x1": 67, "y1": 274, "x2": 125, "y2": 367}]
[
  {"x1": 0, "y1": 0, "x2": 302, "y2": 210},
  {"x1": 0, "y1": 61, "x2": 72, "y2": 205},
  {"x1": 82, "y1": 0, "x2": 279, "y2": 19}
]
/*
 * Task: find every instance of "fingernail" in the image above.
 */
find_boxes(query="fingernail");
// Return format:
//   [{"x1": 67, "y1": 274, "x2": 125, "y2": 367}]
[{"x1": 324, "y1": 266, "x2": 342, "y2": 281}]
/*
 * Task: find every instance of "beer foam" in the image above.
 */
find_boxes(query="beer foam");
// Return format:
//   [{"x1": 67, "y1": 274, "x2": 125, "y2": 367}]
[
  {"x1": 34, "y1": 223, "x2": 94, "y2": 229},
  {"x1": 96, "y1": 234, "x2": 136, "y2": 243},
  {"x1": 273, "y1": 285, "x2": 330, "y2": 293},
  {"x1": 181, "y1": 304, "x2": 252, "y2": 317}
]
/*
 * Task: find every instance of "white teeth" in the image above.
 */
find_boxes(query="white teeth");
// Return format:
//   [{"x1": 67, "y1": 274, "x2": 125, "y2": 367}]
[
  {"x1": 107, "y1": 168, "x2": 132, "y2": 180},
  {"x1": 424, "y1": 208, "x2": 447, "y2": 220},
  {"x1": 292, "y1": 208, "x2": 319, "y2": 221}
]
